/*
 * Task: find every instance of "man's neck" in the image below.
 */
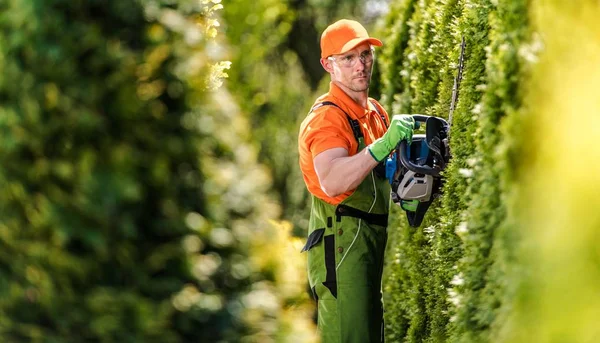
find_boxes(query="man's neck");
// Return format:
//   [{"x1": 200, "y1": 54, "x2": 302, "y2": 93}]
[{"x1": 333, "y1": 81, "x2": 369, "y2": 108}]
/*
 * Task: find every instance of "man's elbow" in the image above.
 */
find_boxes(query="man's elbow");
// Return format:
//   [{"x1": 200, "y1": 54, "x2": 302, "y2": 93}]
[{"x1": 320, "y1": 181, "x2": 344, "y2": 198}]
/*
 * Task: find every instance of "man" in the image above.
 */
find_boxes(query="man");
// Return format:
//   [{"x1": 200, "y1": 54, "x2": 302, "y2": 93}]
[{"x1": 298, "y1": 19, "x2": 414, "y2": 342}]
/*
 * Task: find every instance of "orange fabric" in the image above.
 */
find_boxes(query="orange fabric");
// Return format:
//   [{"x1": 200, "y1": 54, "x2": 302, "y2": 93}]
[
  {"x1": 320, "y1": 19, "x2": 383, "y2": 59},
  {"x1": 298, "y1": 82, "x2": 390, "y2": 205}
]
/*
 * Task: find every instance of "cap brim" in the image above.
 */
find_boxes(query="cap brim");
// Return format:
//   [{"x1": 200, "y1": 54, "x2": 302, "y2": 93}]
[{"x1": 340, "y1": 37, "x2": 383, "y2": 55}]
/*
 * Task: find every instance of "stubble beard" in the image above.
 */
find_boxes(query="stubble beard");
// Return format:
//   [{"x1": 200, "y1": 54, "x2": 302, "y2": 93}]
[
  {"x1": 350, "y1": 80, "x2": 370, "y2": 92},
  {"x1": 348, "y1": 73, "x2": 371, "y2": 92}
]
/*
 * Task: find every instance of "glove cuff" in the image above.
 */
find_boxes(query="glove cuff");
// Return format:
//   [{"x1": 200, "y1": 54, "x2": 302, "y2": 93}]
[{"x1": 368, "y1": 138, "x2": 392, "y2": 162}]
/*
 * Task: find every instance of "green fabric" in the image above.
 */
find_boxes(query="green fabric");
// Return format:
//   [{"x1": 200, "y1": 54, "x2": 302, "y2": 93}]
[
  {"x1": 306, "y1": 135, "x2": 391, "y2": 343},
  {"x1": 401, "y1": 199, "x2": 419, "y2": 212},
  {"x1": 368, "y1": 114, "x2": 415, "y2": 161}
]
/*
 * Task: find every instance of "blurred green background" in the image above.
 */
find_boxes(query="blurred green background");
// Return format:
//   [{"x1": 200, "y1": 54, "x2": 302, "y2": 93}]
[{"x1": 0, "y1": 0, "x2": 599, "y2": 342}]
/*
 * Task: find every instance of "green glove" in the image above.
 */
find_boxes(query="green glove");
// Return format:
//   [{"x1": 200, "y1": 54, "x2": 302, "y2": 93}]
[{"x1": 368, "y1": 114, "x2": 414, "y2": 162}]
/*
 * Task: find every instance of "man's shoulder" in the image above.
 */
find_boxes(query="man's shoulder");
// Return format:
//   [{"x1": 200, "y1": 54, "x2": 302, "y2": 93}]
[
  {"x1": 367, "y1": 97, "x2": 385, "y2": 109},
  {"x1": 303, "y1": 97, "x2": 349, "y2": 124},
  {"x1": 310, "y1": 101, "x2": 346, "y2": 116},
  {"x1": 299, "y1": 97, "x2": 353, "y2": 142},
  {"x1": 367, "y1": 98, "x2": 389, "y2": 119}
]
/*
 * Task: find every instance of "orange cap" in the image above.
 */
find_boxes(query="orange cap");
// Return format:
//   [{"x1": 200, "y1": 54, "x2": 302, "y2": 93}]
[{"x1": 320, "y1": 19, "x2": 383, "y2": 59}]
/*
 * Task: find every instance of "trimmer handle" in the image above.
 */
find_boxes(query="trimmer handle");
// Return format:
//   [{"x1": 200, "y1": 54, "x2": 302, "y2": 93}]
[
  {"x1": 397, "y1": 114, "x2": 442, "y2": 177},
  {"x1": 411, "y1": 114, "x2": 429, "y2": 127}
]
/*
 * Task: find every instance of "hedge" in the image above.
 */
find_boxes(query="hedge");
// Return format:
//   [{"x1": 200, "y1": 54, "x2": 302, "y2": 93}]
[{"x1": 379, "y1": 0, "x2": 600, "y2": 341}]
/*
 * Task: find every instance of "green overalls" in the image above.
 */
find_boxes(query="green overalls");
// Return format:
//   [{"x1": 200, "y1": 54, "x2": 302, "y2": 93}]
[{"x1": 302, "y1": 102, "x2": 390, "y2": 343}]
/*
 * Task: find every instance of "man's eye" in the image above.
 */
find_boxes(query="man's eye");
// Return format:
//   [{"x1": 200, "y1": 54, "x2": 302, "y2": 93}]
[{"x1": 343, "y1": 55, "x2": 355, "y2": 63}]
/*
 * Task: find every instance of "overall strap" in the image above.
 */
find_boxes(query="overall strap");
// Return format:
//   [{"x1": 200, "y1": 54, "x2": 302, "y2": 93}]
[
  {"x1": 335, "y1": 204, "x2": 389, "y2": 227},
  {"x1": 369, "y1": 100, "x2": 388, "y2": 128},
  {"x1": 311, "y1": 101, "x2": 363, "y2": 142}
]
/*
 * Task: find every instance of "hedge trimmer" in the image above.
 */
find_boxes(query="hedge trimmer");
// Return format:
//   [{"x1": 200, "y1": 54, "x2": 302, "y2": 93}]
[{"x1": 386, "y1": 37, "x2": 465, "y2": 227}]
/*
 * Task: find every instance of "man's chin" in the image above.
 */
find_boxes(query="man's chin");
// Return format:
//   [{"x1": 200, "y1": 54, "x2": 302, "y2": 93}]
[{"x1": 352, "y1": 81, "x2": 370, "y2": 92}]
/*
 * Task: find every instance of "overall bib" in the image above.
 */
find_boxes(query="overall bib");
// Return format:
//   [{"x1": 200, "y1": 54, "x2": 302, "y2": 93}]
[{"x1": 302, "y1": 106, "x2": 390, "y2": 343}]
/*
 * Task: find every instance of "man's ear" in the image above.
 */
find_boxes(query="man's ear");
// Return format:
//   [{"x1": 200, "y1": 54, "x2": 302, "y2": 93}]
[{"x1": 320, "y1": 58, "x2": 334, "y2": 74}]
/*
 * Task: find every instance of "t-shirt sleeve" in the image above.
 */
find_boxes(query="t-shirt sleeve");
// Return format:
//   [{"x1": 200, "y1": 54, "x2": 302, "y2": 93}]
[{"x1": 302, "y1": 108, "x2": 352, "y2": 159}]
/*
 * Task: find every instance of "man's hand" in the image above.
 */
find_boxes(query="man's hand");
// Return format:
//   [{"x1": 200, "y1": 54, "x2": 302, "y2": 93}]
[{"x1": 367, "y1": 115, "x2": 414, "y2": 162}]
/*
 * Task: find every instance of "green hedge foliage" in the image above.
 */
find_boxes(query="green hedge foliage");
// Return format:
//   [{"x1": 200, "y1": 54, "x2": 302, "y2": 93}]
[
  {"x1": 380, "y1": 0, "x2": 600, "y2": 342},
  {"x1": 378, "y1": 0, "x2": 529, "y2": 341}
]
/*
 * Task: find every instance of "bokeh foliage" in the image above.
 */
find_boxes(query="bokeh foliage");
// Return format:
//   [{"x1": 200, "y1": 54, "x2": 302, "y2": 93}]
[
  {"x1": 499, "y1": 1, "x2": 600, "y2": 342},
  {"x1": 221, "y1": 0, "x2": 313, "y2": 234},
  {"x1": 0, "y1": 0, "x2": 314, "y2": 341}
]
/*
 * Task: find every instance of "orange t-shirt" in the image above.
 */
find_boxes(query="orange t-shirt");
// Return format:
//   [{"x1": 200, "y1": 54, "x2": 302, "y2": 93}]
[{"x1": 298, "y1": 82, "x2": 390, "y2": 205}]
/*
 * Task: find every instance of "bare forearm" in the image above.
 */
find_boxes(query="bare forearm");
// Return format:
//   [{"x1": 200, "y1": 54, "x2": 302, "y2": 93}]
[{"x1": 318, "y1": 148, "x2": 378, "y2": 197}]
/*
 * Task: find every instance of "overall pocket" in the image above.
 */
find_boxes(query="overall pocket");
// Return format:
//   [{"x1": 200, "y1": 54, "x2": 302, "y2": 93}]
[{"x1": 301, "y1": 228, "x2": 325, "y2": 252}]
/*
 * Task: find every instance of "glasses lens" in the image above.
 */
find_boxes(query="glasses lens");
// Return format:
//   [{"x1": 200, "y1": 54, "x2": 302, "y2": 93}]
[
  {"x1": 342, "y1": 56, "x2": 355, "y2": 67},
  {"x1": 331, "y1": 49, "x2": 374, "y2": 67},
  {"x1": 362, "y1": 50, "x2": 374, "y2": 64}
]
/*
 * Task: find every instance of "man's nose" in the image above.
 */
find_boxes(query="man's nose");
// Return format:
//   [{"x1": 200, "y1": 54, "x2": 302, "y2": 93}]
[{"x1": 355, "y1": 58, "x2": 367, "y2": 70}]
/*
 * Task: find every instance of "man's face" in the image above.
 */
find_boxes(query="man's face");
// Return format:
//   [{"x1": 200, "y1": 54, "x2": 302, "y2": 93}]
[{"x1": 325, "y1": 43, "x2": 374, "y2": 94}]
